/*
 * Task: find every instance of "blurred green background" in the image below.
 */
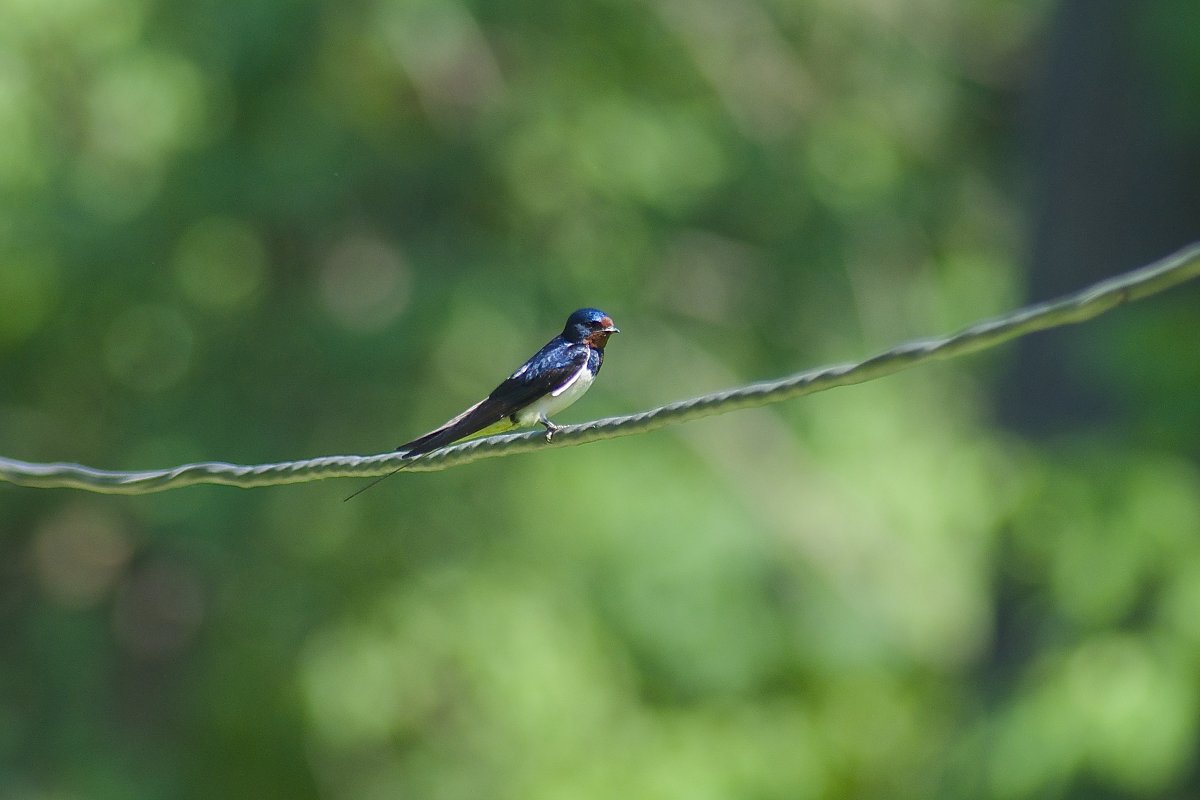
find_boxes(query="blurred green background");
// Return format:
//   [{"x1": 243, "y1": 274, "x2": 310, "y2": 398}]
[{"x1": 3, "y1": 0, "x2": 1200, "y2": 797}]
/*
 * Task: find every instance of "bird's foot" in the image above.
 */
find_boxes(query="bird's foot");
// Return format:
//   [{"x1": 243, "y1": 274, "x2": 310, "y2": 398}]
[{"x1": 538, "y1": 417, "x2": 560, "y2": 442}]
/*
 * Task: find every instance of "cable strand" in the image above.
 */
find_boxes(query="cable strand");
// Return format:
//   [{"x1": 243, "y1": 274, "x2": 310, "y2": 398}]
[{"x1": 3, "y1": 241, "x2": 1198, "y2": 494}]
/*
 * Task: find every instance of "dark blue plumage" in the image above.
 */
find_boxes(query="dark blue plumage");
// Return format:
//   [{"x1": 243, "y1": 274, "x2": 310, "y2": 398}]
[
  {"x1": 395, "y1": 308, "x2": 619, "y2": 457},
  {"x1": 345, "y1": 309, "x2": 619, "y2": 500}
]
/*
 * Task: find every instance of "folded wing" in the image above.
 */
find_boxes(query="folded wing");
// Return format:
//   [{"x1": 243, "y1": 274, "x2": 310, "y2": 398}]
[{"x1": 397, "y1": 343, "x2": 587, "y2": 457}]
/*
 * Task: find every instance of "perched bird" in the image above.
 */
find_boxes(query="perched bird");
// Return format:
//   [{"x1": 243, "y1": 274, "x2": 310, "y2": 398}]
[{"x1": 344, "y1": 308, "x2": 619, "y2": 500}]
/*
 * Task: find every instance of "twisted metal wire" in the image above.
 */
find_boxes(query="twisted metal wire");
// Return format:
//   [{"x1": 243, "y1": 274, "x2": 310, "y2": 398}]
[{"x1": 3, "y1": 241, "x2": 1199, "y2": 495}]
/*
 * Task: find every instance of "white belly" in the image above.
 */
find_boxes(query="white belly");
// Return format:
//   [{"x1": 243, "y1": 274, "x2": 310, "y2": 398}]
[{"x1": 514, "y1": 365, "x2": 596, "y2": 426}]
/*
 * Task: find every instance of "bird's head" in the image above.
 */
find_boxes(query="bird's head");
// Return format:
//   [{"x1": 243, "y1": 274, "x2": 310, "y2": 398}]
[{"x1": 563, "y1": 308, "x2": 619, "y2": 348}]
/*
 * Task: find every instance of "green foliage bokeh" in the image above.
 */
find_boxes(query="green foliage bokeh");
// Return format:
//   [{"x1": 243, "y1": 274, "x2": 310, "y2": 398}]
[{"x1": 2, "y1": 0, "x2": 1199, "y2": 798}]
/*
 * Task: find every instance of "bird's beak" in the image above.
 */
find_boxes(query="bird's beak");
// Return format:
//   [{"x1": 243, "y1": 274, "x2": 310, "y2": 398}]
[{"x1": 605, "y1": 325, "x2": 620, "y2": 334}]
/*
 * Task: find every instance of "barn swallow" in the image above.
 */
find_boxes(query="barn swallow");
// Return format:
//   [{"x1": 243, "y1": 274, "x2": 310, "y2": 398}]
[{"x1": 344, "y1": 308, "x2": 618, "y2": 500}]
